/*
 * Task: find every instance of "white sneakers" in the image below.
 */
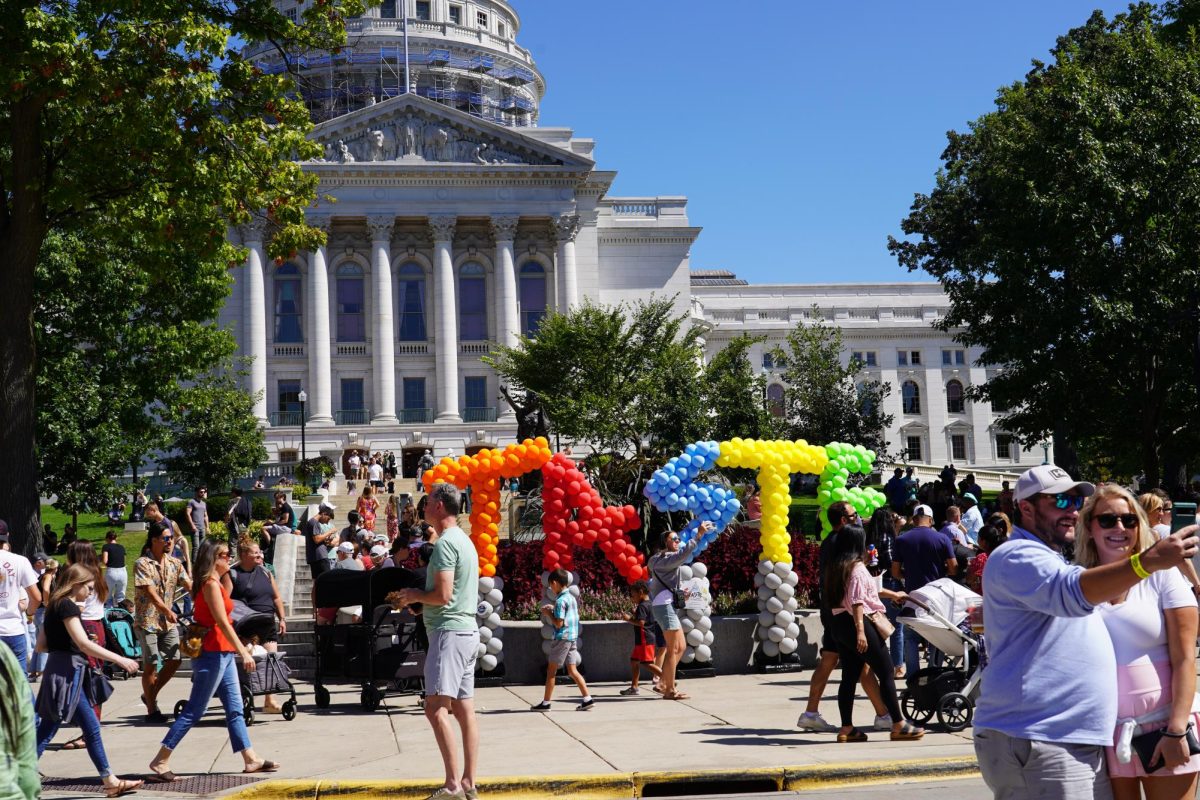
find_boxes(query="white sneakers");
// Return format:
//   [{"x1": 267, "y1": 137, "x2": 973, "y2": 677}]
[
  {"x1": 796, "y1": 711, "x2": 838, "y2": 732},
  {"x1": 874, "y1": 713, "x2": 893, "y2": 731}
]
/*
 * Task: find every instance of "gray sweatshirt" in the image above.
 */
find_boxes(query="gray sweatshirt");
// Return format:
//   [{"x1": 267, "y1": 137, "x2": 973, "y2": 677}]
[{"x1": 648, "y1": 538, "x2": 700, "y2": 599}]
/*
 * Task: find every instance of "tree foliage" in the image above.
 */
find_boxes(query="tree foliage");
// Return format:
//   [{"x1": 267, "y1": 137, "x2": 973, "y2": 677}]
[
  {"x1": 160, "y1": 373, "x2": 267, "y2": 491},
  {"x1": 0, "y1": 0, "x2": 363, "y2": 551},
  {"x1": 889, "y1": 2, "x2": 1200, "y2": 486},
  {"x1": 703, "y1": 334, "x2": 778, "y2": 443},
  {"x1": 772, "y1": 317, "x2": 893, "y2": 460}
]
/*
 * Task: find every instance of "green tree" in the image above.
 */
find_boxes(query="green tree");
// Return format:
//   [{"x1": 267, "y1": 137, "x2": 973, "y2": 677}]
[
  {"x1": 772, "y1": 317, "x2": 894, "y2": 459},
  {"x1": 0, "y1": 0, "x2": 363, "y2": 551},
  {"x1": 888, "y1": 2, "x2": 1200, "y2": 486},
  {"x1": 704, "y1": 334, "x2": 778, "y2": 442},
  {"x1": 161, "y1": 373, "x2": 268, "y2": 491}
]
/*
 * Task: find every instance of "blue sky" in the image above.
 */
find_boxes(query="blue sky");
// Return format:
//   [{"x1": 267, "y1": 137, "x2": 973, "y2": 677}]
[{"x1": 516, "y1": 1, "x2": 1130, "y2": 284}]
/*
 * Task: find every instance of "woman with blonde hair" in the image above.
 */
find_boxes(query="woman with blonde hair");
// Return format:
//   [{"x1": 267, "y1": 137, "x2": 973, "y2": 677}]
[
  {"x1": 1077, "y1": 483, "x2": 1200, "y2": 799},
  {"x1": 35, "y1": 564, "x2": 142, "y2": 797},
  {"x1": 1138, "y1": 490, "x2": 1200, "y2": 594},
  {"x1": 385, "y1": 495, "x2": 400, "y2": 542}
]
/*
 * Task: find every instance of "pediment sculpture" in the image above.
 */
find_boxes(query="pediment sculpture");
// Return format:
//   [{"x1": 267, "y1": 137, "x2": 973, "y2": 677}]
[{"x1": 313, "y1": 111, "x2": 552, "y2": 166}]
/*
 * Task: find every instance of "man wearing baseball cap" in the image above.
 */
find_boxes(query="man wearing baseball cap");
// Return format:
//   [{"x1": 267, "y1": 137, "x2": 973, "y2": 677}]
[
  {"x1": 974, "y1": 464, "x2": 1199, "y2": 799},
  {"x1": 891, "y1": 504, "x2": 957, "y2": 677}
]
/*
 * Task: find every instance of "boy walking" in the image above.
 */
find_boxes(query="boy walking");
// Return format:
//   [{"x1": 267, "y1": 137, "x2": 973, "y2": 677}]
[
  {"x1": 531, "y1": 569, "x2": 594, "y2": 711},
  {"x1": 620, "y1": 580, "x2": 662, "y2": 695}
]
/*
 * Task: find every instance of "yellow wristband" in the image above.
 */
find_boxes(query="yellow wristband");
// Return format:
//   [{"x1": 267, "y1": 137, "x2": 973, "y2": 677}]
[{"x1": 1130, "y1": 552, "x2": 1151, "y2": 580}]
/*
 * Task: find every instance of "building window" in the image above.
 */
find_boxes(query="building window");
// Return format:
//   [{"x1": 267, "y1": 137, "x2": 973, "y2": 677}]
[
  {"x1": 464, "y1": 376, "x2": 488, "y2": 409},
  {"x1": 274, "y1": 263, "x2": 303, "y2": 343},
  {"x1": 902, "y1": 380, "x2": 921, "y2": 414},
  {"x1": 519, "y1": 262, "x2": 547, "y2": 336},
  {"x1": 997, "y1": 434, "x2": 1013, "y2": 460},
  {"x1": 279, "y1": 449, "x2": 299, "y2": 463},
  {"x1": 397, "y1": 263, "x2": 426, "y2": 341},
  {"x1": 762, "y1": 352, "x2": 776, "y2": 370},
  {"x1": 906, "y1": 436, "x2": 923, "y2": 462},
  {"x1": 379, "y1": 0, "x2": 396, "y2": 17},
  {"x1": 278, "y1": 380, "x2": 302, "y2": 414},
  {"x1": 942, "y1": 348, "x2": 966, "y2": 367},
  {"x1": 898, "y1": 351, "x2": 906, "y2": 367},
  {"x1": 448, "y1": 4, "x2": 461, "y2": 24},
  {"x1": 767, "y1": 383, "x2": 785, "y2": 418},
  {"x1": 946, "y1": 379, "x2": 965, "y2": 414},
  {"x1": 403, "y1": 377, "x2": 426, "y2": 410},
  {"x1": 851, "y1": 350, "x2": 877, "y2": 368},
  {"x1": 476, "y1": 10, "x2": 488, "y2": 28},
  {"x1": 951, "y1": 434, "x2": 967, "y2": 462},
  {"x1": 415, "y1": 0, "x2": 431, "y2": 20},
  {"x1": 497, "y1": 21, "x2": 506, "y2": 37},
  {"x1": 992, "y1": 394, "x2": 1009, "y2": 413},
  {"x1": 340, "y1": 378, "x2": 365, "y2": 411},
  {"x1": 336, "y1": 264, "x2": 365, "y2": 342},
  {"x1": 285, "y1": 6, "x2": 297, "y2": 22},
  {"x1": 459, "y1": 262, "x2": 488, "y2": 341}
]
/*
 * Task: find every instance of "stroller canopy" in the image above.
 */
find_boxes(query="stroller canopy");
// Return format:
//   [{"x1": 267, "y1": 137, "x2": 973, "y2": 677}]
[{"x1": 906, "y1": 578, "x2": 980, "y2": 627}]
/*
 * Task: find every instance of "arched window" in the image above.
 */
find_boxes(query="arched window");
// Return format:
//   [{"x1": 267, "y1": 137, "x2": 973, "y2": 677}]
[
  {"x1": 459, "y1": 262, "x2": 488, "y2": 341},
  {"x1": 946, "y1": 379, "x2": 965, "y2": 414},
  {"x1": 336, "y1": 263, "x2": 365, "y2": 342},
  {"x1": 397, "y1": 263, "x2": 426, "y2": 341},
  {"x1": 274, "y1": 263, "x2": 303, "y2": 343},
  {"x1": 857, "y1": 382, "x2": 877, "y2": 417},
  {"x1": 902, "y1": 380, "x2": 921, "y2": 414},
  {"x1": 519, "y1": 261, "x2": 547, "y2": 336},
  {"x1": 767, "y1": 383, "x2": 785, "y2": 418}
]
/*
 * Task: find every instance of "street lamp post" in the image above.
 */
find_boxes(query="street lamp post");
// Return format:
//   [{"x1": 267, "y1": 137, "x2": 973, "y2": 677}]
[
  {"x1": 299, "y1": 388, "x2": 308, "y2": 465},
  {"x1": 1040, "y1": 438, "x2": 1051, "y2": 465}
]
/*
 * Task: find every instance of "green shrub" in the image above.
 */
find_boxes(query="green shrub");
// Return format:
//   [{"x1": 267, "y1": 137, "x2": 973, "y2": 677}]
[{"x1": 251, "y1": 496, "x2": 272, "y2": 520}]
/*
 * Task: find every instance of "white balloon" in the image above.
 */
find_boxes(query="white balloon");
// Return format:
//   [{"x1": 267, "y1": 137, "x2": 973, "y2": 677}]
[
  {"x1": 491, "y1": 624, "x2": 504, "y2": 637},
  {"x1": 753, "y1": 573, "x2": 765, "y2": 589},
  {"x1": 681, "y1": 617, "x2": 695, "y2": 632},
  {"x1": 476, "y1": 600, "x2": 494, "y2": 618},
  {"x1": 687, "y1": 608, "x2": 705, "y2": 621},
  {"x1": 761, "y1": 639, "x2": 780, "y2": 657},
  {"x1": 486, "y1": 637, "x2": 503, "y2": 655},
  {"x1": 785, "y1": 622, "x2": 800, "y2": 639},
  {"x1": 785, "y1": 597, "x2": 799, "y2": 612},
  {"x1": 492, "y1": 576, "x2": 504, "y2": 591},
  {"x1": 681, "y1": 646, "x2": 696, "y2": 664},
  {"x1": 540, "y1": 624, "x2": 554, "y2": 640},
  {"x1": 486, "y1": 588, "x2": 503, "y2": 606},
  {"x1": 767, "y1": 625, "x2": 785, "y2": 643},
  {"x1": 784, "y1": 571, "x2": 799, "y2": 587},
  {"x1": 480, "y1": 653, "x2": 498, "y2": 671},
  {"x1": 475, "y1": 643, "x2": 486, "y2": 658},
  {"x1": 691, "y1": 562, "x2": 708, "y2": 578},
  {"x1": 702, "y1": 630, "x2": 714, "y2": 646},
  {"x1": 478, "y1": 577, "x2": 495, "y2": 593},
  {"x1": 757, "y1": 611, "x2": 775, "y2": 628},
  {"x1": 486, "y1": 612, "x2": 501, "y2": 628},
  {"x1": 695, "y1": 616, "x2": 712, "y2": 632},
  {"x1": 479, "y1": 626, "x2": 492, "y2": 643},
  {"x1": 694, "y1": 643, "x2": 712, "y2": 662},
  {"x1": 777, "y1": 583, "x2": 796, "y2": 600},
  {"x1": 758, "y1": 560, "x2": 775, "y2": 576},
  {"x1": 757, "y1": 625, "x2": 772, "y2": 640},
  {"x1": 766, "y1": 597, "x2": 784, "y2": 614},
  {"x1": 541, "y1": 640, "x2": 553, "y2": 655},
  {"x1": 773, "y1": 561, "x2": 792, "y2": 578},
  {"x1": 686, "y1": 628, "x2": 704, "y2": 646},
  {"x1": 779, "y1": 637, "x2": 798, "y2": 655},
  {"x1": 757, "y1": 586, "x2": 774, "y2": 602},
  {"x1": 568, "y1": 585, "x2": 581, "y2": 598},
  {"x1": 774, "y1": 610, "x2": 795, "y2": 628},
  {"x1": 679, "y1": 565, "x2": 694, "y2": 582},
  {"x1": 764, "y1": 573, "x2": 783, "y2": 590}
]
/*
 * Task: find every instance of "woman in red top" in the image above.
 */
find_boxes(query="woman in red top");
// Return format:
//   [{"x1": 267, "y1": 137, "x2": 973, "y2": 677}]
[
  {"x1": 966, "y1": 524, "x2": 1007, "y2": 595},
  {"x1": 147, "y1": 540, "x2": 280, "y2": 782}
]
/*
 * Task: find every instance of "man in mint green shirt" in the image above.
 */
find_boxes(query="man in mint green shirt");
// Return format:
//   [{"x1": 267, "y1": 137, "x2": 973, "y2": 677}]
[{"x1": 395, "y1": 483, "x2": 480, "y2": 800}]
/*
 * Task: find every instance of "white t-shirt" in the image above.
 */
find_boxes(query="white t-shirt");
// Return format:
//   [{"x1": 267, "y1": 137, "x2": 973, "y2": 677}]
[
  {"x1": 368, "y1": 463, "x2": 383, "y2": 482},
  {"x1": 0, "y1": 552, "x2": 38, "y2": 637},
  {"x1": 1096, "y1": 568, "x2": 1196, "y2": 666},
  {"x1": 349, "y1": 455, "x2": 361, "y2": 469},
  {"x1": 82, "y1": 589, "x2": 105, "y2": 622},
  {"x1": 1153, "y1": 523, "x2": 1172, "y2": 540}
]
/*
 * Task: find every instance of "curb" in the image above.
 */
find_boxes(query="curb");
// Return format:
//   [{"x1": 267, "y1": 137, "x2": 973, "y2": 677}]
[{"x1": 228, "y1": 756, "x2": 979, "y2": 799}]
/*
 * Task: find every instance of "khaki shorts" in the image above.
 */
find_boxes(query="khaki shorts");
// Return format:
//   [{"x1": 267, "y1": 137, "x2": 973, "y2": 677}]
[
  {"x1": 136, "y1": 625, "x2": 181, "y2": 665},
  {"x1": 548, "y1": 638, "x2": 581, "y2": 667},
  {"x1": 424, "y1": 629, "x2": 479, "y2": 700}
]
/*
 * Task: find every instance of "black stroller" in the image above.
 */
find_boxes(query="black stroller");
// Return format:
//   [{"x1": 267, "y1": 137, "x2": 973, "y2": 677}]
[
  {"x1": 172, "y1": 607, "x2": 298, "y2": 725},
  {"x1": 312, "y1": 567, "x2": 426, "y2": 712}
]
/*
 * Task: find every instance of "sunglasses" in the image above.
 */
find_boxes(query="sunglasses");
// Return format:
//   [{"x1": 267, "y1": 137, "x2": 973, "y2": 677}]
[
  {"x1": 1043, "y1": 493, "x2": 1085, "y2": 510},
  {"x1": 1095, "y1": 513, "x2": 1139, "y2": 530},
  {"x1": 668, "y1": 536, "x2": 680, "y2": 543},
  {"x1": 217, "y1": 551, "x2": 231, "y2": 560},
  {"x1": 1162, "y1": 505, "x2": 1174, "y2": 512}
]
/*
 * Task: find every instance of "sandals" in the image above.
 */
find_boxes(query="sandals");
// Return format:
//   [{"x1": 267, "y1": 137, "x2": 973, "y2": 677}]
[
  {"x1": 891, "y1": 722, "x2": 925, "y2": 741},
  {"x1": 105, "y1": 779, "x2": 144, "y2": 797},
  {"x1": 243, "y1": 760, "x2": 281, "y2": 774},
  {"x1": 61, "y1": 737, "x2": 87, "y2": 750},
  {"x1": 662, "y1": 690, "x2": 691, "y2": 700},
  {"x1": 147, "y1": 769, "x2": 181, "y2": 783},
  {"x1": 837, "y1": 727, "x2": 869, "y2": 743}
]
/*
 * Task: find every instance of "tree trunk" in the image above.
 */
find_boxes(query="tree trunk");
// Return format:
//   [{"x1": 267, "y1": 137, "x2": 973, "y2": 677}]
[{"x1": 1051, "y1": 427, "x2": 1082, "y2": 478}]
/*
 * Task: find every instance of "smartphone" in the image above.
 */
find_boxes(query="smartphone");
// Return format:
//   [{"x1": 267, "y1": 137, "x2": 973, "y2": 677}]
[{"x1": 1172, "y1": 502, "x2": 1197, "y2": 534}]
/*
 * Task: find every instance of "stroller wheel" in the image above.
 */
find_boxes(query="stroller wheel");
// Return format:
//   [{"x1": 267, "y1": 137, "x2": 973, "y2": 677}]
[
  {"x1": 360, "y1": 685, "x2": 382, "y2": 712},
  {"x1": 314, "y1": 685, "x2": 330, "y2": 709},
  {"x1": 900, "y1": 689, "x2": 934, "y2": 725},
  {"x1": 936, "y1": 692, "x2": 973, "y2": 732},
  {"x1": 173, "y1": 700, "x2": 187, "y2": 721},
  {"x1": 281, "y1": 700, "x2": 297, "y2": 721}
]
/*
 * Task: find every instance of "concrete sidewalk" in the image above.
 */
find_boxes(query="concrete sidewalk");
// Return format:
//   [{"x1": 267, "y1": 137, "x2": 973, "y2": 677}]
[{"x1": 38, "y1": 670, "x2": 978, "y2": 799}]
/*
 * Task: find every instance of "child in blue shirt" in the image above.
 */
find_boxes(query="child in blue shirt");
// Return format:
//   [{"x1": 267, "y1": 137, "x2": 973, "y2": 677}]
[{"x1": 530, "y1": 568, "x2": 594, "y2": 711}]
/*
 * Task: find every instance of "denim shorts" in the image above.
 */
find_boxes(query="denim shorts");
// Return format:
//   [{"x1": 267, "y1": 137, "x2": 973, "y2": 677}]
[{"x1": 651, "y1": 603, "x2": 681, "y2": 631}]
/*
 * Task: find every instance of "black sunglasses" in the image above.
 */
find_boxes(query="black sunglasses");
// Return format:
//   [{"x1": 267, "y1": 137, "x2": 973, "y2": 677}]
[{"x1": 1095, "y1": 513, "x2": 1139, "y2": 530}]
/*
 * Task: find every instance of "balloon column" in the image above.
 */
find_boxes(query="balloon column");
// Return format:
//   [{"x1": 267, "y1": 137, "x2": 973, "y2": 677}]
[{"x1": 817, "y1": 442, "x2": 889, "y2": 537}]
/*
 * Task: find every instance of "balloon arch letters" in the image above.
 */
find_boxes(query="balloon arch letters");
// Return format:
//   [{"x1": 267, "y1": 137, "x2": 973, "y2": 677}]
[{"x1": 423, "y1": 437, "x2": 886, "y2": 672}]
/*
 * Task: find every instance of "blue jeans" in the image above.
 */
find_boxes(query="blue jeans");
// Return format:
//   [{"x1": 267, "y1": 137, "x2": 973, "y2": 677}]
[
  {"x1": 1, "y1": 632, "x2": 29, "y2": 675},
  {"x1": 162, "y1": 651, "x2": 251, "y2": 754},
  {"x1": 904, "y1": 626, "x2": 944, "y2": 677},
  {"x1": 885, "y1": 600, "x2": 904, "y2": 669},
  {"x1": 36, "y1": 670, "x2": 111, "y2": 778}
]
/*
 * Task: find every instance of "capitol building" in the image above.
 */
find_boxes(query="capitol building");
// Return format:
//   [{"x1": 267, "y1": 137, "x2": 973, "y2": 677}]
[{"x1": 226, "y1": 0, "x2": 1045, "y2": 478}]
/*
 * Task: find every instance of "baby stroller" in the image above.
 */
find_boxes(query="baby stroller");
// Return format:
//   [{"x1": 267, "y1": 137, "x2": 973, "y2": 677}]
[
  {"x1": 172, "y1": 607, "x2": 298, "y2": 725},
  {"x1": 897, "y1": 578, "x2": 983, "y2": 732},
  {"x1": 102, "y1": 608, "x2": 141, "y2": 680}
]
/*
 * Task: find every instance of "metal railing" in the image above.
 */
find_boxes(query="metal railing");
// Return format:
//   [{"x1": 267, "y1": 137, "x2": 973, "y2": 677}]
[
  {"x1": 269, "y1": 411, "x2": 305, "y2": 427},
  {"x1": 399, "y1": 408, "x2": 433, "y2": 424},
  {"x1": 462, "y1": 407, "x2": 497, "y2": 423},
  {"x1": 335, "y1": 409, "x2": 371, "y2": 425}
]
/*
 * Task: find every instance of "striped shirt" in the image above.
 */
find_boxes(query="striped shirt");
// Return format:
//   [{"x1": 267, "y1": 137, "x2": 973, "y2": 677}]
[{"x1": 552, "y1": 589, "x2": 580, "y2": 641}]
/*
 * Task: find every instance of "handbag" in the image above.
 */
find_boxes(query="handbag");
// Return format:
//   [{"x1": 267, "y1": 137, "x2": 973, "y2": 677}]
[
  {"x1": 179, "y1": 622, "x2": 209, "y2": 659},
  {"x1": 90, "y1": 668, "x2": 114, "y2": 705},
  {"x1": 1132, "y1": 724, "x2": 1200, "y2": 772},
  {"x1": 651, "y1": 563, "x2": 686, "y2": 610},
  {"x1": 866, "y1": 610, "x2": 895, "y2": 640}
]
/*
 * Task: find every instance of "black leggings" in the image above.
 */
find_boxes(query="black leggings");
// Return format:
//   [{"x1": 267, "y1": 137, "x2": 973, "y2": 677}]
[{"x1": 829, "y1": 611, "x2": 902, "y2": 728}]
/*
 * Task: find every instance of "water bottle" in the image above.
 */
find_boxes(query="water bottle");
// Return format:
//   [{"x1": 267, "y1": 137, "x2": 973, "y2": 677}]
[{"x1": 867, "y1": 544, "x2": 878, "y2": 567}]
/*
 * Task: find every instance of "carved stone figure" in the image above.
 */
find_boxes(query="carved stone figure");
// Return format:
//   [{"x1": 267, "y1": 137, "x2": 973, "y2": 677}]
[
  {"x1": 422, "y1": 122, "x2": 441, "y2": 160},
  {"x1": 402, "y1": 114, "x2": 420, "y2": 156},
  {"x1": 366, "y1": 129, "x2": 388, "y2": 162},
  {"x1": 336, "y1": 139, "x2": 355, "y2": 163}
]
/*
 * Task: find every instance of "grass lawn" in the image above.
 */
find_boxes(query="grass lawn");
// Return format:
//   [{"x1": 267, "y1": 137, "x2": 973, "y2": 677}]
[{"x1": 40, "y1": 505, "x2": 147, "y2": 584}]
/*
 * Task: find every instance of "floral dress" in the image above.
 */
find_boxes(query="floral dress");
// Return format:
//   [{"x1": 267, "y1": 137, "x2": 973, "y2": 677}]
[
  {"x1": 356, "y1": 494, "x2": 378, "y2": 531},
  {"x1": 386, "y1": 509, "x2": 399, "y2": 541}
]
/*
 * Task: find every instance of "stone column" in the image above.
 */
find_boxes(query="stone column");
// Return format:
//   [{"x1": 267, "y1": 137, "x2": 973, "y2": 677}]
[
  {"x1": 368, "y1": 215, "x2": 399, "y2": 425},
  {"x1": 555, "y1": 213, "x2": 580, "y2": 311},
  {"x1": 430, "y1": 215, "x2": 461, "y2": 423},
  {"x1": 239, "y1": 221, "x2": 269, "y2": 425},
  {"x1": 306, "y1": 215, "x2": 334, "y2": 426},
  {"x1": 491, "y1": 215, "x2": 520, "y2": 349}
]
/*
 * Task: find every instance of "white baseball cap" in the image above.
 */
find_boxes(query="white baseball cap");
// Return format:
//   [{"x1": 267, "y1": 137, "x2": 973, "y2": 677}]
[
  {"x1": 1014, "y1": 464, "x2": 1095, "y2": 502},
  {"x1": 337, "y1": 541, "x2": 355, "y2": 554},
  {"x1": 912, "y1": 504, "x2": 934, "y2": 520},
  {"x1": 370, "y1": 544, "x2": 388, "y2": 558}
]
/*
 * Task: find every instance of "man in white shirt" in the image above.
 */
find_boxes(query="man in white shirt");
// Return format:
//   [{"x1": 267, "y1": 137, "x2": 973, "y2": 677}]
[
  {"x1": 960, "y1": 493, "x2": 984, "y2": 546},
  {"x1": 367, "y1": 459, "x2": 384, "y2": 489},
  {"x1": 0, "y1": 523, "x2": 41, "y2": 674}
]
